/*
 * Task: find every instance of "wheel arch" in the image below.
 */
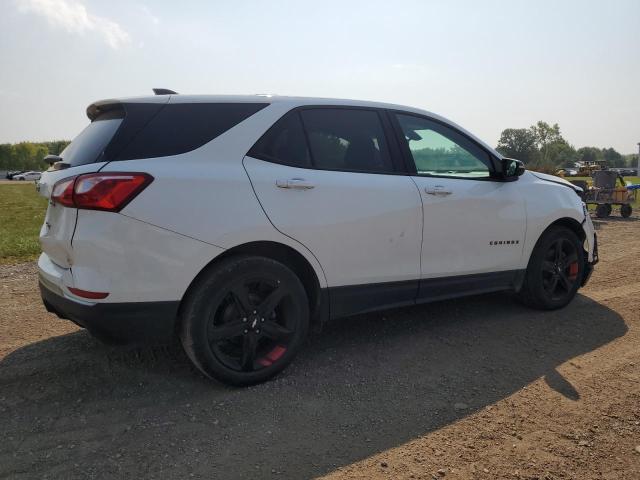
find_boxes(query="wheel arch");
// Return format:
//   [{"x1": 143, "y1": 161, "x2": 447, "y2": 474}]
[
  {"x1": 521, "y1": 216, "x2": 587, "y2": 278},
  {"x1": 546, "y1": 217, "x2": 586, "y2": 243},
  {"x1": 178, "y1": 241, "x2": 327, "y2": 332}
]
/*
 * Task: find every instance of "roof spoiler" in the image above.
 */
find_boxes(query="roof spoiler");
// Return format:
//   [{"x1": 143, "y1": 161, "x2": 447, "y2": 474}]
[{"x1": 153, "y1": 88, "x2": 177, "y2": 95}]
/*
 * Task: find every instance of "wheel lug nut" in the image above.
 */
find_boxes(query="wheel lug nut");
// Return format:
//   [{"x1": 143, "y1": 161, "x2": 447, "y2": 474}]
[
  {"x1": 261, "y1": 318, "x2": 264, "y2": 322},
  {"x1": 242, "y1": 318, "x2": 247, "y2": 322},
  {"x1": 243, "y1": 329, "x2": 248, "y2": 334},
  {"x1": 256, "y1": 329, "x2": 260, "y2": 334}
]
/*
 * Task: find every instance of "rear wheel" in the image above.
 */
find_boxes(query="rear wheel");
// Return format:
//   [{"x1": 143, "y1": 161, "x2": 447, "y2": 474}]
[
  {"x1": 518, "y1": 226, "x2": 585, "y2": 310},
  {"x1": 620, "y1": 204, "x2": 632, "y2": 218},
  {"x1": 595, "y1": 204, "x2": 610, "y2": 218},
  {"x1": 180, "y1": 256, "x2": 309, "y2": 386}
]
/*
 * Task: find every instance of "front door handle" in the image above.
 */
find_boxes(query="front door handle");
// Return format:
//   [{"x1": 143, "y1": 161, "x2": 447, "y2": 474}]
[
  {"x1": 424, "y1": 185, "x2": 452, "y2": 196},
  {"x1": 276, "y1": 178, "x2": 315, "y2": 190}
]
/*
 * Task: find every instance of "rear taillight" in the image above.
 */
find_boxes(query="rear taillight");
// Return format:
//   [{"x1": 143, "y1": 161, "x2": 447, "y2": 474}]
[
  {"x1": 51, "y1": 173, "x2": 153, "y2": 212},
  {"x1": 51, "y1": 177, "x2": 75, "y2": 207}
]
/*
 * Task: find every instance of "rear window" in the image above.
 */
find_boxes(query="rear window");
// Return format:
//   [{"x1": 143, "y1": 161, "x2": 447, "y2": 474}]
[
  {"x1": 60, "y1": 111, "x2": 123, "y2": 167},
  {"x1": 63, "y1": 102, "x2": 269, "y2": 167},
  {"x1": 114, "y1": 103, "x2": 269, "y2": 161}
]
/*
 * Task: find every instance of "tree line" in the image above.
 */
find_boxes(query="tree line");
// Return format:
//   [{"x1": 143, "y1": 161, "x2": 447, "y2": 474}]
[
  {"x1": 0, "y1": 141, "x2": 70, "y2": 172},
  {"x1": 496, "y1": 121, "x2": 637, "y2": 172},
  {"x1": 0, "y1": 124, "x2": 637, "y2": 174}
]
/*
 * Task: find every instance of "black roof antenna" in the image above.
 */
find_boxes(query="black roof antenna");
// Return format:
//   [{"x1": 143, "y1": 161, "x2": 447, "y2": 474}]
[{"x1": 153, "y1": 88, "x2": 178, "y2": 95}]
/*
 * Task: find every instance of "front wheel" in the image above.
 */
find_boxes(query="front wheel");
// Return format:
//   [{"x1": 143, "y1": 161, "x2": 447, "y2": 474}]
[
  {"x1": 518, "y1": 226, "x2": 585, "y2": 310},
  {"x1": 180, "y1": 256, "x2": 309, "y2": 386}
]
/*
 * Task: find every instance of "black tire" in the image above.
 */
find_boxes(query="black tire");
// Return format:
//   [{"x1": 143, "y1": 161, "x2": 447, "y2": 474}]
[
  {"x1": 518, "y1": 226, "x2": 585, "y2": 310},
  {"x1": 595, "y1": 204, "x2": 609, "y2": 218},
  {"x1": 180, "y1": 256, "x2": 309, "y2": 386},
  {"x1": 620, "y1": 204, "x2": 632, "y2": 218}
]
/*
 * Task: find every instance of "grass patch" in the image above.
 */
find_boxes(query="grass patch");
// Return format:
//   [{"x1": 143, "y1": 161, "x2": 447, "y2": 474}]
[{"x1": 0, "y1": 183, "x2": 48, "y2": 264}]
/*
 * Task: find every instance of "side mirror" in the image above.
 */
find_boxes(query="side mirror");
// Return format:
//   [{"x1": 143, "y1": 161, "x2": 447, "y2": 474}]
[{"x1": 501, "y1": 158, "x2": 525, "y2": 180}]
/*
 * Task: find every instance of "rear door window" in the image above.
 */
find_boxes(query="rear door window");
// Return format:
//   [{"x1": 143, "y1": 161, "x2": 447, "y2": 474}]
[
  {"x1": 247, "y1": 111, "x2": 311, "y2": 168},
  {"x1": 300, "y1": 109, "x2": 394, "y2": 174}
]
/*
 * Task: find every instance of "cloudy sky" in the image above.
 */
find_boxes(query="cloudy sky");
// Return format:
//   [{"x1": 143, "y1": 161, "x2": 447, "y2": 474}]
[{"x1": 0, "y1": 0, "x2": 638, "y2": 152}]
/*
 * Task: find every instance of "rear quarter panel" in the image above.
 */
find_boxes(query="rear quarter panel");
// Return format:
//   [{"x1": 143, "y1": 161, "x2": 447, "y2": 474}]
[{"x1": 104, "y1": 103, "x2": 328, "y2": 288}]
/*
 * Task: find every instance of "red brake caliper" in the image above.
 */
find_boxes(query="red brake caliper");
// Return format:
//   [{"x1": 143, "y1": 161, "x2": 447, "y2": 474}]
[
  {"x1": 258, "y1": 345, "x2": 287, "y2": 367},
  {"x1": 568, "y1": 262, "x2": 579, "y2": 281}
]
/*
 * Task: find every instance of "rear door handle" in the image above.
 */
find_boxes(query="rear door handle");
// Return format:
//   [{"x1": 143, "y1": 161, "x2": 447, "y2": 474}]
[
  {"x1": 276, "y1": 178, "x2": 315, "y2": 190},
  {"x1": 424, "y1": 185, "x2": 452, "y2": 196}
]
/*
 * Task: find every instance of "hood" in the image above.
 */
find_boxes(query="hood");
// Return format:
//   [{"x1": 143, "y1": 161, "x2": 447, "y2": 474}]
[{"x1": 529, "y1": 171, "x2": 582, "y2": 193}]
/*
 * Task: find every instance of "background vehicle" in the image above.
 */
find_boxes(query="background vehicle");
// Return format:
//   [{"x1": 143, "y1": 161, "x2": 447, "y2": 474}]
[
  {"x1": 573, "y1": 170, "x2": 636, "y2": 218},
  {"x1": 13, "y1": 171, "x2": 42, "y2": 181},
  {"x1": 5, "y1": 170, "x2": 24, "y2": 179},
  {"x1": 37, "y1": 93, "x2": 598, "y2": 386}
]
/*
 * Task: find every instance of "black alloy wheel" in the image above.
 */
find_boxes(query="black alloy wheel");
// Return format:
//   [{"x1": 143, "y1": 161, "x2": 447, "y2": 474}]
[
  {"x1": 518, "y1": 226, "x2": 585, "y2": 310},
  {"x1": 209, "y1": 276, "x2": 296, "y2": 373},
  {"x1": 180, "y1": 256, "x2": 309, "y2": 386},
  {"x1": 540, "y1": 237, "x2": 580, "y2": 302}
]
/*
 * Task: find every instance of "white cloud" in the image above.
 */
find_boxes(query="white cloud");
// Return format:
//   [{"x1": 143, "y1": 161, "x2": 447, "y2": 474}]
[
  {"x1": 137, "y1": 5, "x2": 159, "y2": 25},
  {"x1": 16, "y1": 0, "x2": 131, "y2": 49}
]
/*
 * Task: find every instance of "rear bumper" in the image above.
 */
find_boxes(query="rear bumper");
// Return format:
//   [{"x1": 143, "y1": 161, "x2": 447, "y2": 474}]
[{"x1": 39, "y1": 276, "x2": 179, "y2": 345}]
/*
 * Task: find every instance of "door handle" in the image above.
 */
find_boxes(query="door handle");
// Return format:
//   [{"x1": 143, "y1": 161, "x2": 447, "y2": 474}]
[
  {"x1": 424, "y1": 185, "x2": 452, "y2": 196},
  {"x1": 276, "y1": 178, "x2": 315, "y2": 190}
]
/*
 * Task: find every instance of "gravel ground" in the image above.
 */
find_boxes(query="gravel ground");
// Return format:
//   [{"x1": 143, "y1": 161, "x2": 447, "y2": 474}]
[{"x1": 1, "y1": 216, "x2": 639, "y2": 479}]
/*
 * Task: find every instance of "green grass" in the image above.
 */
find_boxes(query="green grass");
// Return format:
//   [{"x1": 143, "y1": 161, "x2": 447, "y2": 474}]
[{"x1": 0, "y1": 183, "x2": 48, "y2": 263}]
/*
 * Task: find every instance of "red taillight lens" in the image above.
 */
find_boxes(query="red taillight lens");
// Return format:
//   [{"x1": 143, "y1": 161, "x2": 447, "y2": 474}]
[
  {"x1": 51, "y1": 177, "x2": 76, "y2": 207},
  {"x1": 67, "y1": 287, "x2": 109, "y2": 299},
  {"x1": 51, "y1": 173, "x2": 153, "y2": 212},
  {"x1": 74, "y1": 173, "x2": 153, "y2": 212}
]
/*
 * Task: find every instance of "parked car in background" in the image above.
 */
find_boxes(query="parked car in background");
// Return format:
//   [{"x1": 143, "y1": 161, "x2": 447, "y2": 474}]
[
  {"x1": 37, "y1": 93, "x2": 598, "y2": 386},
  {"x1": 6, "y1": 170, "x2": 24, "y2": 179},
  {"x1": 13, "y1": 171, "x2": 42, "y2": 181}
]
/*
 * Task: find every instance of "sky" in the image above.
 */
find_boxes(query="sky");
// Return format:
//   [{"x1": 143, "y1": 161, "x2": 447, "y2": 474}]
[{"x1": 0, "y1": 0, "x2": 639, "y2": 153}]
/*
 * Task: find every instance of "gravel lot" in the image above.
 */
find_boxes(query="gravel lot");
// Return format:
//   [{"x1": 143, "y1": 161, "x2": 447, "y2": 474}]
[{"x1": 1, "y1": 216, "x2": 639, "y2": 479}]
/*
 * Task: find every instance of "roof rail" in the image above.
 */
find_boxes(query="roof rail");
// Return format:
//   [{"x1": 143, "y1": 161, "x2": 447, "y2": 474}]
[{"x1": 152, "y1": 88, "x2": 177, "y2": 95}]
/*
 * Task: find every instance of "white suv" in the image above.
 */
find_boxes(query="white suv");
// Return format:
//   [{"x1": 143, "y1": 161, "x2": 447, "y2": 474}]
[{"x1": 37, "y1": 93, "x2": 598, "y2": 385}]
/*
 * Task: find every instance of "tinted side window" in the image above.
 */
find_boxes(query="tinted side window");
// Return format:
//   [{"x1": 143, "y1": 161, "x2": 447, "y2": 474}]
[
  {"x1": 247, "y1": 111, "x2": 311, "y2": 167},
  {"x1": 115, "y1": 103, "x2": 268, "y2": 160},
  {"x1": 395, "y1": 113, "x2": 492, "y2": 179},
  {"x1": 300, "y1": 109, "x2": 394, "y2": 173}
]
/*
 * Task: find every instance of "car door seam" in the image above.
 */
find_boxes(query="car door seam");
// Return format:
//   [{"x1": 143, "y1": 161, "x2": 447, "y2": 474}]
[
  {"x1": 241, "y1": 155, "x2": 329, "y2": 288},
  {"x1": 408, "y1": 175, "x2": 425, "y2": 302}
]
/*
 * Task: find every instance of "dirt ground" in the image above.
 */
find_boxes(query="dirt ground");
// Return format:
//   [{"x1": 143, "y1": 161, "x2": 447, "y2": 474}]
[{"x1": 1, "y1": 217, "x2": 639, "y2": 480}]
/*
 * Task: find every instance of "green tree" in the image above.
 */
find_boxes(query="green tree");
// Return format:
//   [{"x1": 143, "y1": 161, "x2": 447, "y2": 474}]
[
  {"x1": 577, "y1": 147, "x2": 602, "y2": 163},
  {"x1": 531, "y1": 121, "x2": 563, "y2": 168},
  {"x1": 602, "y1": 147, "x2": 624, "y2": 167},
  {"x1": 0, "y1": 144, "x2": 14, "y2": 170},
  {"x1": 496, "y1": 128, "x2": 538, "y2": 164}
]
